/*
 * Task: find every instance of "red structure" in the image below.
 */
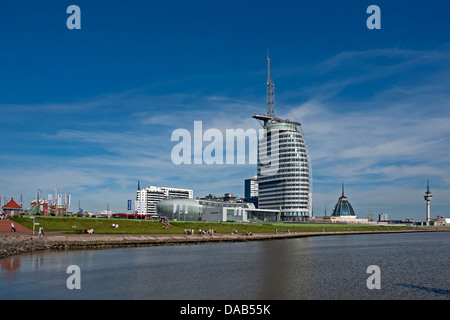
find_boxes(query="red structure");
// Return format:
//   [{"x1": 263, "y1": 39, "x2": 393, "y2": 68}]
[{"x1": 2, "y1": 198, "x2": 22, "y2": 216}]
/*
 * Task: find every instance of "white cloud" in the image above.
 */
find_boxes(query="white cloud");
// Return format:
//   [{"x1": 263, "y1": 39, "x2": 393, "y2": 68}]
[{"x1": 2, "y1": 46, "x2": 450, "y2": 220}]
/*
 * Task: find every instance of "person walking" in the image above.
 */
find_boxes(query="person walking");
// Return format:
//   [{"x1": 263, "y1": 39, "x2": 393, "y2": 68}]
[
  {"x1": 38, "y1": 226, "x2": 44, "y2": 237},
  {"x1": 11, "y1": 222, "x2": 15, "y2": 232}
]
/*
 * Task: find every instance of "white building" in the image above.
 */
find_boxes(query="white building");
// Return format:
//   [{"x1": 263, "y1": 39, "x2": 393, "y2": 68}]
[
  {"x1": 253, "y1": 57, "x2": 312, "y2": 221},
  {"x1": 136, "y1": 182, "x2": 193, "y2": 217}
]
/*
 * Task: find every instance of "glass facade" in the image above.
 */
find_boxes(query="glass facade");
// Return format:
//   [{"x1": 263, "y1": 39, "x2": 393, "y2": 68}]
[
  {"x1": 156, "y1": 198, "x2": 255, "y2": 221},
  {"x1": 331, "y1": 196, "x2": 356, "y2": 217},
  {"x1": 247, "y1": 210, "x2": 279, "y2": 222},
  {"x1": 257, "y1": 120, "x2": 311, "y2": 221}
]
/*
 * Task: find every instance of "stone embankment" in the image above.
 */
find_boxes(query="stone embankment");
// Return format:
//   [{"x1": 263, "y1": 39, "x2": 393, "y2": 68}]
[
  {"x1": 2, "y1": 227, "x2": 448, "y2": 260},
  {"x1": 0, "y1": 235, "x2": 47, "y2": 259}
]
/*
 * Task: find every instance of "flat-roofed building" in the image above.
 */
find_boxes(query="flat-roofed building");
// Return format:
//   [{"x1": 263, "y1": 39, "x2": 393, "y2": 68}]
[{"x1": 136, "y1": 181, "x2": 193, "y2": 217}]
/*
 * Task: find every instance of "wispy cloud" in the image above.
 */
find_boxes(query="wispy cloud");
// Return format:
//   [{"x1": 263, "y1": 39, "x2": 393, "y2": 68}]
[
  {"x1": 276, "y1": 46, "x2": 450, "y2": 218},
  {"x1": 2, "y1": 44, "x2": 450, "y2": 219}
]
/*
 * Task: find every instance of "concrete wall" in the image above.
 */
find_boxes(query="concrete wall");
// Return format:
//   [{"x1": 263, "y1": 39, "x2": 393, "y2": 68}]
[{"x1": 202, "y1": 207, "x2": 225, "y2": 222}]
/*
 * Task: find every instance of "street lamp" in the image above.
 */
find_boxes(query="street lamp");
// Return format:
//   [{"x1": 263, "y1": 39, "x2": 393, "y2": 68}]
[{"x1": 30, "y1": 216, "x2": 35, "y2": 237}]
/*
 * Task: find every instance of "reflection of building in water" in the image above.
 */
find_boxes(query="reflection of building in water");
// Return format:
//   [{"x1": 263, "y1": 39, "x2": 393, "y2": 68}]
[{"x1": 1, "y1": 255, "x2": 21, "y2": 274}]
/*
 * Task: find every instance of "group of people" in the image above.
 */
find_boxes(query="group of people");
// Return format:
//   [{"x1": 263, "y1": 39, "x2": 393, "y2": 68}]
[
  {"x1": 183, "y1": 228, "x2": 216, "y2": 235},
  {"x1": 199, "y1": 228, "x2": 216, "y2": 235}
]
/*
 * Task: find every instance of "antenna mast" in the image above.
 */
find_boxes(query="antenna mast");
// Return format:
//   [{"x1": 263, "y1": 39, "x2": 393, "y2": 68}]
[{"x1": 267, "y1": 53, "x2": 275, "y2": 117}]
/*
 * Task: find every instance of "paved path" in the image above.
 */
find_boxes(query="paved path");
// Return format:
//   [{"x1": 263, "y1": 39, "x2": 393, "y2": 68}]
[{"x1": 0, "y1": 218, "x2": 33, "y2": 235}]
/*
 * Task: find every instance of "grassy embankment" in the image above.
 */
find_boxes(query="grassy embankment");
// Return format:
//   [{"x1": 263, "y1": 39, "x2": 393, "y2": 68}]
[{"x1": 10, "y1": 215, "x2": 414, "y2": 235}]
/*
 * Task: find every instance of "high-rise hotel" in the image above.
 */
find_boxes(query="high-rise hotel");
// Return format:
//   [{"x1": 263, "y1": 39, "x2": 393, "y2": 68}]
[{"x1": 253, "y1": 57, "x2": 312, "y2": 221}]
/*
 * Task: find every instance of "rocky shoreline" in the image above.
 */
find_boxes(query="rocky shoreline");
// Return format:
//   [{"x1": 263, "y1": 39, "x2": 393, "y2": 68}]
[
  {"x1": 1, "y1": 228, "x2": 449, "y2": 260},
  {"x1": 0, "y1": 235, "x2": 48, "y2": 259}
]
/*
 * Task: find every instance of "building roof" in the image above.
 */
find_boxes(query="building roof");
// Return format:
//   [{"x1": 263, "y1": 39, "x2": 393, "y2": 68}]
[
  {"x1": 331, "y1": 184, "x2": 356, "y2": 217},
  {"x1": 2, "y1": 198, "x2": 22, "y2": 209}
]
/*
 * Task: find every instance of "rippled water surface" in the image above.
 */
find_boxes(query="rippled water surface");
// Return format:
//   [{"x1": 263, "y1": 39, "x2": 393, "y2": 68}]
[{"x1": 1, "y1": 231, "x2": 449, "y2": 300}]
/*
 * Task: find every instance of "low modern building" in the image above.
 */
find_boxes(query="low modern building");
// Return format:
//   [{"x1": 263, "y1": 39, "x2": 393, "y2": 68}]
[{"x1": 156, "y1": 194, "x2": 280, "y2": 222}]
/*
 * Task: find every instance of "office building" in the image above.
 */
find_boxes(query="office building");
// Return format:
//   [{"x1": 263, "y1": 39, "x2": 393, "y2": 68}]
[
  {"x1": 136, "y1": 181, "x2": 193, "y2": 217},
  {"x1": 244, "y1": 176, "x2": 259, "y2": 207},
  {"x1": 244, "y1": 176, "x2": 258, "y2": 199},
  {"x1": 253, "y1": 57, "x2": 312, "y2": 221}
]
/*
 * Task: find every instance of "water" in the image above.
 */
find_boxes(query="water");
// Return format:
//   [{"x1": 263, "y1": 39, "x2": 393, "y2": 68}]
[{"x1": 1, "y1": 232, "x2": 449, "y2": 300}]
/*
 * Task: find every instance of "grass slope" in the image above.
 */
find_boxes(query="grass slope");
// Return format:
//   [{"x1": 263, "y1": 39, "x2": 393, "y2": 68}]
[{"x1": 11, "y1": 215, "x2": 413, "y2": 235}]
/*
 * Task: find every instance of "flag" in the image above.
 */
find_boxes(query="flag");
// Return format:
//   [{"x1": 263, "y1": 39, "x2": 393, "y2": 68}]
[
  {"x1": 173, "y1": 203, "x2": 177, "y2": 214},
  {"x1": 185, "y1": 205, "x2": 188, "y2": 214}
]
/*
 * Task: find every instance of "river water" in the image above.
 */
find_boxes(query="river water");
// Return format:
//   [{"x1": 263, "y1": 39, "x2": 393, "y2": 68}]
[{"x1": 1, "y1": 231, "x2": 449, "y2": 300}]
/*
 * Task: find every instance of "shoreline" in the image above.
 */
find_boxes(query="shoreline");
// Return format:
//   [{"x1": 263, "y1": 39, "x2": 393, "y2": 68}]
[{"x1": 1, "y1": 227, "x2": 449, "y2": 260}]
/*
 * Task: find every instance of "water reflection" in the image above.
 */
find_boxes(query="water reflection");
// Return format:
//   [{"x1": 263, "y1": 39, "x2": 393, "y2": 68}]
[
  {"x1": 0, "y1": 232, "x2": 449, "y2": 300},
  {"x1": 1, "y1": 256, "x2": 21, "y2": 283},
  {"x1": 256, "y1": 238, "x2": 313, "y2": 299}
]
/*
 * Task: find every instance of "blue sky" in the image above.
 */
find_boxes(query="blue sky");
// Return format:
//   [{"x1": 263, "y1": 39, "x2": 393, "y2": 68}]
[{"x1": 1, "y1": 1, "x2": 450, "y2": 220}]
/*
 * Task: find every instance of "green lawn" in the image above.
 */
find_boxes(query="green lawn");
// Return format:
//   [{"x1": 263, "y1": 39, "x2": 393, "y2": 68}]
[{"x1": 11, "y1": 215, "x2": 413, "y2": 235}]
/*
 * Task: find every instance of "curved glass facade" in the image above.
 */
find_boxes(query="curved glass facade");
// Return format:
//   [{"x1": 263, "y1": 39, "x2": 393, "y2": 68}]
[
  {"x1": 253, "y1": 57, "x2": 312, "y2": 221},
  {"x1": 156, "y1": 198, "x2": 255, "y2": 221},
  {"x1": 157, "y1": 198, "x2": 203, "y2": 221},
  {"x1": 257, "y1": 120, "x2": 312, "y2": 221},
  {"x1": 331, "y1": 196, "x2": 356, "y2": 217}
]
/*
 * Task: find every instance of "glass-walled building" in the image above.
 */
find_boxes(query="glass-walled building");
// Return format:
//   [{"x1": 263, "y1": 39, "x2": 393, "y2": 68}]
[
  {"x1": 256, "y1": 121, "x2": 311, "y2": 221},
  {"x1": 331, "y1": 184, "x2": 357, "y2": 219},
  {"x1": 253, "y1": 57, "x2": 312, "y2": 221},
  {"x1": 156, "y1": 197, "x2": 256, "y2": 222}
]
